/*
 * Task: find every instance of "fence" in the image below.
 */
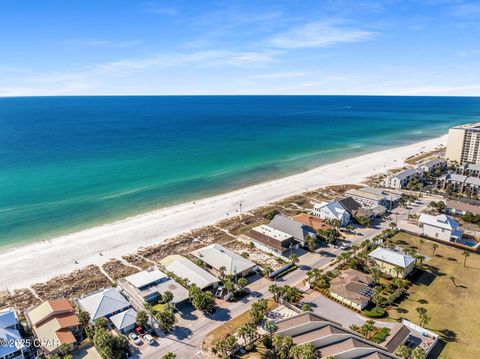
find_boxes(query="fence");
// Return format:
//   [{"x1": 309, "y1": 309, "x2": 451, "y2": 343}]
[{"x1": 401, "y1": 319, "x2": 439, "y2": 356}]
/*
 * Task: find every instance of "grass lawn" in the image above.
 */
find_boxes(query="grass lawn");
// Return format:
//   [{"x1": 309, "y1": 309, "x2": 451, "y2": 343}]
[
  {"x1": 389, "y1": 232, "x2": 480, "y2": 359},
  {"x1": 152, "y1": 303, "x2": 167, "y2": 313},
  {"x1": 203, "y1": 299, "x2": 277, "y2": 353}
]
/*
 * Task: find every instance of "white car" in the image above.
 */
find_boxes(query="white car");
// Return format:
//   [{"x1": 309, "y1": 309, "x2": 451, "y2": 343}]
[
  {"x1": 340, "y1": 243, "x2": 351, "y2": 250},
  {"x1": 144, "y1": 334, "x2": 155, "y2": 345},
  {"x1": 128, "y1": 333, "x2": 142, "y2": 345}
]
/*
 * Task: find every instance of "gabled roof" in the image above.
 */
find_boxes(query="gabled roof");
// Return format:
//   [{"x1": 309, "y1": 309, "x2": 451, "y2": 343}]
[
  {"x1": 420, "y1": 159, "x2": 445, "y2": 168},
  {"x1": 465, "y1": 163, "x2": 480, "y2": 172},
  {"x1": 110, "y1": 308, "x2": 137, "y2": 331},
  {"x1": 125, "y1": 269, "x2": 167, "y2": 289},
  {"x1": 25, "y1": 299, "x2": 80, "y2": 354},
  {"x1": 161, "y1": 255, "x2": 219, "y2": 289},
  {"x1": 418, "y1": 213, "x2": 458, "y2": 230},
  {"x1": 77, "y1": 288, "x2": 130, "y2": 321},
  {"x1": 368, "y1": 247, "x2": 415, "y2": 268},
  {"x1": 293, "y1": 214, "x2": 333, "y2": 231},
  {"x1": 466, "y1": 176, "x2": 480, "y2": 186},
  {"x1": 392, "y1": 168, "x2": 421, "y2": 180},
  {"x1": 0, "y1": 308, "x2": 18, "y2": 329},
  {"x1": 26, "y1": 299, "x2": 75, "y2": 327},
  {"x1": 447, "y1": 199, "x2": 480, "y2": 215},
  {"x1": 346, "y1": 188, "x2": 385, "y2": 202},
  {"x1": 269, "y1": 215, "x2": 315, "y2": 241},
  {"x1": 314, "y1": 201, "x2": 347, "y2": 220},
  {"x1": 191, "y1": 244, "x2": 256, "y2": 276}
]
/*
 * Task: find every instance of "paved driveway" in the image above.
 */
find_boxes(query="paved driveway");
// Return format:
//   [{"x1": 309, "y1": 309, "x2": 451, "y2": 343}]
[{"x1": 304, "y1": 291, "x2": 396, "y2": 329}]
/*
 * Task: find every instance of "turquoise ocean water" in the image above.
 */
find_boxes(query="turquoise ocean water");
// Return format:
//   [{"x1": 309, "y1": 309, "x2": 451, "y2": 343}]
[{"x1": 1, "y1": 96, "x2": 479, "y2": 248}]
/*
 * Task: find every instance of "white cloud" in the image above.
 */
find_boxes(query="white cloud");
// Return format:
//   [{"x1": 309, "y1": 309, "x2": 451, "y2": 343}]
[
  {"x1": 92, "y1": 50, "x2": 279, "y2": 74},
  {"x1": 268, "y1": 20, "x2": 374, "y2": 49}
]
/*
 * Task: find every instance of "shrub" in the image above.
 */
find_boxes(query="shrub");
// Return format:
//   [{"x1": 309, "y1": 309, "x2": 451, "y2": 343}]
[
  {"x1": 262, "y1": 336, "x2": 272, "y2": 349},
  {"x1": 363, "y1": 307, "x2": 386, "y2": 318},
  {"x1": 372, "y1": 327, "x2": 391, "y2": 343}
]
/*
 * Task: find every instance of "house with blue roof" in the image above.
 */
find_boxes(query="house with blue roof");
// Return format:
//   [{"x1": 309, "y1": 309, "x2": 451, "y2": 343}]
[{"x1": 0, "y1": 308, "x2": 28, "y2": 359}]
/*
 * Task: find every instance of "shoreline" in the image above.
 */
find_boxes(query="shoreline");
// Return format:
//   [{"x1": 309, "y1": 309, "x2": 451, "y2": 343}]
[{"x1": 0, "y1": 134, "x2": 447, "y2": 290}]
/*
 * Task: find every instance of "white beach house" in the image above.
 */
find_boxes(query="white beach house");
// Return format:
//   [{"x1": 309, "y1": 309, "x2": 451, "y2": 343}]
[
  {"x1": 313, "y1": 200, "x2": 350, "y2": 226},
  {"x1": 160, "y1": 254, "x2": 219, "y2": 291},
  {"x1": 418, "y1": 214, "x2": 463, "y2": 242},
  {"x1": 191, "y1": 243, "x2": 257, "y2": 278}
]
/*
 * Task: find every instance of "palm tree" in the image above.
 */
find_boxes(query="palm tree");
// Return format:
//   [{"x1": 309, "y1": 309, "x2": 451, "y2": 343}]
[
  {"x1": 219, "y1": 266, "x2": 227, "y2": 281},
  {"x1": 419, "y1": 238, "x2": 425, "y2": 249},
  {"x1": 269, "y1": 284, "x2": 282, "y2": 302},
  {"x1": 264, "y1": 320, "x2": 277, "y2": 338},
  {"x1": 263, "y1": 266, "x2": 273, "y2": 278},
  {"x1": 462, "y1": 250, "x2": 470, "y2": 267},
  {"x1": 289, "y1": 253, "x2": 299, "y2": 265},
  {"x1": 432, "y1": 243, "x2": 439, "y2": 256}
]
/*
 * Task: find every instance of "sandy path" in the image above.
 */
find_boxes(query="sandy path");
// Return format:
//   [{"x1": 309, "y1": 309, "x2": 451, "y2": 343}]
[{"x1": 0, "y1": 135, "x2": 447, "y2": 290}]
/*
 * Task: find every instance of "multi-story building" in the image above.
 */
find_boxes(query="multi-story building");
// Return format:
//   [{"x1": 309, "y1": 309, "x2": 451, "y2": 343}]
[{"x1": 446, "y1": 123, "x2": 480, "y2": 165}]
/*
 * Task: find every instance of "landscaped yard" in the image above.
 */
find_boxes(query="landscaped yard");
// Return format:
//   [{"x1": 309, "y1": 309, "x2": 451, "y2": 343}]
[{"x1": 389, "y1": 232, "x2": 480, "y2": 359}]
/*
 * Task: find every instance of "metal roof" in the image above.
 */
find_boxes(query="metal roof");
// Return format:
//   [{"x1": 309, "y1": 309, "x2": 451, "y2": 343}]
[
  {"x1": 110, "y1": 308, "x2": 137, "y2": 331},
  {"x1": 418, "y1": 213, "x2": 458, "y2": 230},
  {"x1": 125, "y1": 269, "x2": 167, "y2": 289},
  {"x1": 368, "y1": 247, "x2": 415, "y2": 268},
  {"x1": 191, "y1": 244, "x2": 256, "y2": 276},
  {"x1": 161, "y1": 255, "x2": 219, "y2": 289},
  {"x1": 77, "y1": 288, "x2": 130, "y2": 321}
]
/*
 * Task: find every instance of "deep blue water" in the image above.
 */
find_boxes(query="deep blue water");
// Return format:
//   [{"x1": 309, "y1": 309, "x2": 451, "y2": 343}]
[{"x1": 1, "y1": 96, "x2": 479, "y2": 247}]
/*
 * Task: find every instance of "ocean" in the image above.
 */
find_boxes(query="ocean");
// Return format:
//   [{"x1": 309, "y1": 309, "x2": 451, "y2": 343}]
[{"x1": 1, "y1": 96, "x2": 479, "y2": 247}]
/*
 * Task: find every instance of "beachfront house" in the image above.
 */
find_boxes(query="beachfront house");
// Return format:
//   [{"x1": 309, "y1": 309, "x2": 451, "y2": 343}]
[
  {"x1": 418, "y1": 213, "x2": 463, "y2": 242},
  {"x1": 0, "y1": 308, "x2": 28, "y2": 359},
  {"x1": 191, "y1": 243, "x2": 257, "y2": 278},
  {"x1": 345, "y1": 188, "x2": 388, "y2": 209},
  {"x1": 418, "y1": 159, "x2": 447, "y2": 175},
  {"x1": 25, "y1": 299, "x2": 82, "y2": 355},
  {"x1": 313, "y1": 201, "x2": 351, "y2": 226},
  {"x1": 292, "y1": 213, "x2": 333, "y2": 232},
  {"x1": 337, "y1": 197, "x2": 376, "y2": 219},
  {"x1": 77, "y1": 288, "x2": 131, "y2": 323},
  {"x1": 160, "y1": 254, "x2": 219, "y2": 291},
  {"x1": 269, "y1": 215, "x2": 316, "y2": 244},
  {"x1": 346, "y1": 186, "x2": 401, "y2": 210},
  {"x1": 329, "y1": 269, "x2": 374, "y2": 310},
  {"x1": 446, "y1": 199, "x2": 480, "y2": 216},
  {"x1": 246, "y1": 224, "x2": 300, "y2": 257},
  {"x1": 368, "y1": 247, "x2": 415, "y2": 278},
  {"x1": 122, "y1": 269, "x2": 189, "y2": 305},
  {"x1": 383, "y1": 168, "x2": 422, "y2": 189}
]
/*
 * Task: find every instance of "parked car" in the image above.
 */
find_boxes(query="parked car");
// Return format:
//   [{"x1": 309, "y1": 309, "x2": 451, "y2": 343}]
[
  {"x1": 215, "y1": 286, "x2": 226, "y2": 298},
  {"x1": 136, "y1": 326, "x2": 147, "y2": 337},
  {"x1": 144, "y1": 334, "x2": 155, "y2": 345},
  {"x1": 340, "y1": 243, "x2": 351, "y2": 250},
  {"x1": 128, "y1": 333, "x2": 142, "y2": 345}
]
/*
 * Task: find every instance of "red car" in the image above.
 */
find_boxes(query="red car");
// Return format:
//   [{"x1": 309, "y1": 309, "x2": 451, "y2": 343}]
[{"x1": 136, "y1": 326, "x2": 147, "y2": 337}]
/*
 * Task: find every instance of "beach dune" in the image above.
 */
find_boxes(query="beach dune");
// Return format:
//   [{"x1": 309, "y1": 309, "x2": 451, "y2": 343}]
[{"x1": 0, "y1": 135, "x2": 447, "y2": 290}]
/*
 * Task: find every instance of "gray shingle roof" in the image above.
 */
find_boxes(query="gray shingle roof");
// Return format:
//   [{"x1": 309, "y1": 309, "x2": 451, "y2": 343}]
[{"x1": 269, "y1": 215, "x2": 315, "y2": 242}]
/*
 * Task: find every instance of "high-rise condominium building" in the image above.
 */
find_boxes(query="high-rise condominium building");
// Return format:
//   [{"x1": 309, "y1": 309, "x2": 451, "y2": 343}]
[{"x1": 445, "y1": 123, "x2": 480, "y2": 165}]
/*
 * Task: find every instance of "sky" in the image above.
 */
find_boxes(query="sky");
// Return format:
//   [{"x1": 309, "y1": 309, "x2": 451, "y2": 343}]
[{"x1": 0, "y1": 0, "x2": 479, "y2": 96}]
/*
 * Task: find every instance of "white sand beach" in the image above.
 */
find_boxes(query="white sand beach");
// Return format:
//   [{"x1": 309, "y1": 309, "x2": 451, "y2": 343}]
[{"x1": 0, "y1": 135, "x2": 447, "y2": 290}]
